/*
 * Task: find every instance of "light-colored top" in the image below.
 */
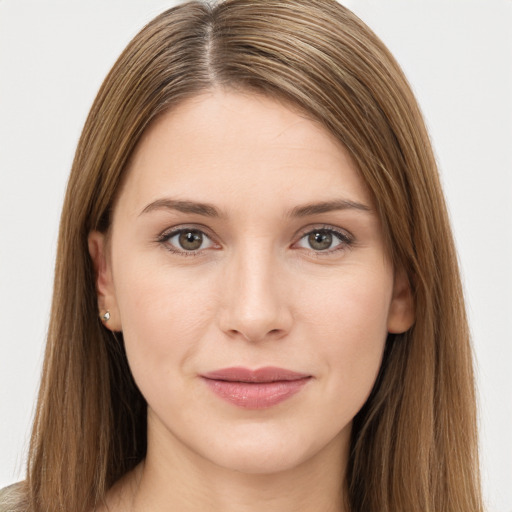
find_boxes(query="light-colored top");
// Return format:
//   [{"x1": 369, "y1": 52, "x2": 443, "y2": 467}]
[{"x1": 0, "y1": 482, "x2": 26, "y2": 512}]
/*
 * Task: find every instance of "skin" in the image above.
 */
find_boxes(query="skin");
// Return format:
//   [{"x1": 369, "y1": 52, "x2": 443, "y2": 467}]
[{"x1": 89, "y1": 89, "x2": 414, "y2": 512}]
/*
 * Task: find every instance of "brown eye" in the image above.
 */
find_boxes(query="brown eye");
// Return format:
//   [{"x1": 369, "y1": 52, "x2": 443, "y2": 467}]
[
  {"x1": 295, "y1": 227, "x2": 352, "y2": 253},
  {"x1": 307, "y1": 231, "x2": 333, "y2": 251},
  {"x1": 178, "y1": 230, "x2": 204, "y2": 250},
  {"x1": 161, "y1": 228, "x2": 215, "y2": 254}
]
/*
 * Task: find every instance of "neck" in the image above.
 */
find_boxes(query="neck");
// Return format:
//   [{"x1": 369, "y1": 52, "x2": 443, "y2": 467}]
[{"x1": 125, "y1": 423, "x2": 349, "y2": 512}]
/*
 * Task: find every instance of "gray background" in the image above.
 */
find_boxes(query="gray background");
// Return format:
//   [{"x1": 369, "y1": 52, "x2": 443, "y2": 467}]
[{"x1": 1, "y1": 1, "x2": 511, "y2": 510}]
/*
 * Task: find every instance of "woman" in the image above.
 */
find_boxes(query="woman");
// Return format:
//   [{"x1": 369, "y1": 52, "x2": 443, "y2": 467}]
[{"x1": 0, "y1": 1, "x2": 483, "y2": 511}]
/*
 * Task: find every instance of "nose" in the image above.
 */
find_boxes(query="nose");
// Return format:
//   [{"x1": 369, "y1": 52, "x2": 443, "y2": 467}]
[{"x1": 217, "y1": 244, "x2": 293, "y2": 343}]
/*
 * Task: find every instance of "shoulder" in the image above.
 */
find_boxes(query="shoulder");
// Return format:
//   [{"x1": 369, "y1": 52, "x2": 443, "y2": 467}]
[{"x1": 0, "y1": 482, "x2": 28, "y2": 512}]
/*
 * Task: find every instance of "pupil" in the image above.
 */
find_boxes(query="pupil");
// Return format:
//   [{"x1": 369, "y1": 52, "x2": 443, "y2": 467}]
[
  {"x1": 309, "y1": 231, "x2": 332, "y2": 250},
  {"x1": 179, "y1": 231, "x2": 202, "y2": 250}
]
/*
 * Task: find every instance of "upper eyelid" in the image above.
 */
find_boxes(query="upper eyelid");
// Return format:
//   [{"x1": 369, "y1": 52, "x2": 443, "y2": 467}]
[
  {"x1": 294, "y1": 224, "x2": 353, "y2": 241},
  {"x1": 292, "y1": 226, "x2": 355, "y2": 255},
  {"x1": 158, "y1": 227, "x2": 218, "y2": 255},
  {"x1": 157, "y1": 224, "x2": 354, "y2": 248},
  {"x1": 158, "y1": 223, "x2": 217, "y2": 240}
]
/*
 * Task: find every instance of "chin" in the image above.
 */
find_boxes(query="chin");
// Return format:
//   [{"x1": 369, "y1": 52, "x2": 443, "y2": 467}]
[
  {"x1": 191, "y1": 422, "x2": 349, "y2": 476},
  {"x1": 210, "y1": 445, "x2": 313, "y2": 475}
]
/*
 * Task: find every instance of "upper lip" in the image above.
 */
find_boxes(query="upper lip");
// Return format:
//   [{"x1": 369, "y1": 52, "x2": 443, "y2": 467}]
[{"x1": 201, "y1": 366, "x2": 310, "y2": 383}]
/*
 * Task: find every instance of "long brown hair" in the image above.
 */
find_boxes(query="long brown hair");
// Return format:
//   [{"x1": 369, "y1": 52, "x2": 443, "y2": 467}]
[{"x1": 16, "y1": 1, "x2": 483, "y2": 511}]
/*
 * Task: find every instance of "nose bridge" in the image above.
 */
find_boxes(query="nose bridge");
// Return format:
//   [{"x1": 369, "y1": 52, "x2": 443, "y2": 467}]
[{"x1": 219, "y1": 238, "x2": 291, "y2": 342}]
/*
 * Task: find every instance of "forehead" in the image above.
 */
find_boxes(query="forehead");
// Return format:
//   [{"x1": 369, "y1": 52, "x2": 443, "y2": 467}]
[{"x1": 117, "y1": 88, "x2": 373, "y2": 215}]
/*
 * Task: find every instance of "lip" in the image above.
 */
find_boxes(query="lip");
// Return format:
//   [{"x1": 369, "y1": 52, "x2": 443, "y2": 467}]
[{"x1": 201, "y1": 366, "x2": 311, "y2": 409}]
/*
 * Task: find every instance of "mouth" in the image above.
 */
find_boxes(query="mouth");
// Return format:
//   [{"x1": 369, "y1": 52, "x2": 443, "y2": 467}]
[{"x1": 200, "y1": 366, "x2": 312, "y2": 409}]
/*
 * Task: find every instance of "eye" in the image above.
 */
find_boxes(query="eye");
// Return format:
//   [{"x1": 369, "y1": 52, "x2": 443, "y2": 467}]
[
  {"x1": 295, "y1": 227, "x2": 352, "y2": 252},
  {"x1": 160, "y1": 228, "x2": 215, "y2": 253}
]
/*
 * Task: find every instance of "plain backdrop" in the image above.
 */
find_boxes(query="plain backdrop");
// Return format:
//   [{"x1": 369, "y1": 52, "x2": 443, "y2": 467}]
[{"x1": 1, "y1": 1, "x2": 511, "y2": 511}]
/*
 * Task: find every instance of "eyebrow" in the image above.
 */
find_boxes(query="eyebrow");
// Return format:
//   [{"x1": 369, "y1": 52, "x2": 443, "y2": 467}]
[
  {"x1": 288, "y1": 199, "x2": 372, "y2": 217},
  {"x1": 140, "y1": 198, "x2": 222, "y2": 217},
  {"x1": 139, "y1": 197, "x2": 372, "y2": 218}
]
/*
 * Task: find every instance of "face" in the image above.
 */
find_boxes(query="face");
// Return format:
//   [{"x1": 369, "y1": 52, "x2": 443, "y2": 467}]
[{"x1": 89, "y1": 89, "x2": 413, "y2": 476}]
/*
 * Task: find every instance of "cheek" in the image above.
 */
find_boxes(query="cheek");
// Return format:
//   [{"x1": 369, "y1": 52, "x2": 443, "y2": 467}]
[
  {"x1": 300, "y1": 267, "x2": 392, "y2": 403},
  {"x1": 112, "y1": 254, "x2": 216, "y2": 383}
]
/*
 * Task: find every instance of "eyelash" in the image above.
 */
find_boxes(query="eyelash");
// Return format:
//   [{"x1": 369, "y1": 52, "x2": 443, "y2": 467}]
[
  {"x1": 295, "y1": 225, "x2": 354, "y2": 256},
  {"x1": 156, "y1": 224, "x2": 354, "y2": 257},
  {"x1": 156, "y1": 226, "x2": 218, "y2": 257}
]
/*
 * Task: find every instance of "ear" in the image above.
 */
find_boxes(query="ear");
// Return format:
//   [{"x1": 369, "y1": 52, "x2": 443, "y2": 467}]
[
  {"x1": 88, "y1": 231, "x2": 122, "y2": 331},
  {"x1": 387, "y1": 267, "x2": 415, "y2": 334}
]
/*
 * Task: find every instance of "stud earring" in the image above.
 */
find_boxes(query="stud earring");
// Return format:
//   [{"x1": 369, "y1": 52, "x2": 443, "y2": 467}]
[{"x1": 101, "y1": 310, "x2": 111, "y2": 322}]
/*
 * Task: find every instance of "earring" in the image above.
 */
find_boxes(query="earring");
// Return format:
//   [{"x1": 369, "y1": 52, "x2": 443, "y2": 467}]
[{"x1": 101, "y1": 310, "x2": 111, "y2": 322}]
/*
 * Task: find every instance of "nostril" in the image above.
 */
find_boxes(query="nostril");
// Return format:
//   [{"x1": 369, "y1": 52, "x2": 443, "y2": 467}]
[{"x1": 225, "y1": 327, "x2": 286, "y2": 343}]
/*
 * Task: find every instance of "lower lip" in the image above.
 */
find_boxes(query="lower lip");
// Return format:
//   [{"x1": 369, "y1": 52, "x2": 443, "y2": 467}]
[{"x1": 202, "y1": 378, "x2": 310, "y2": 409}]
